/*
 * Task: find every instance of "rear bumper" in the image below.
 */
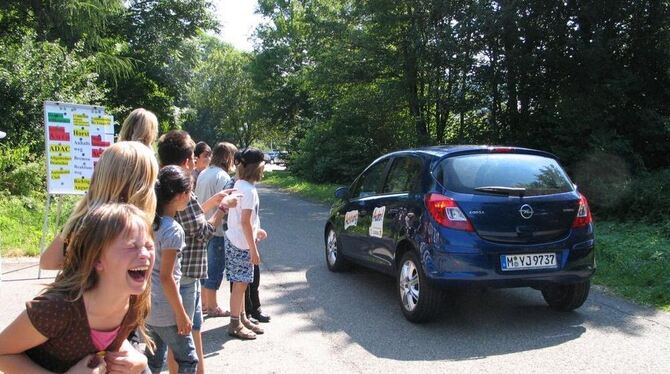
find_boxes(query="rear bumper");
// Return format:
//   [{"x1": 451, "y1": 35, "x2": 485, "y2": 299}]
[{"x1": 420, "y1": 238, "x2": 595, "y2": 288}]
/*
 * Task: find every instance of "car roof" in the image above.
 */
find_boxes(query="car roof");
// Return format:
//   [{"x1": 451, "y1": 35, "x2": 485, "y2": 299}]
[{"x1": 382, "y1": 145, "x2": 559, "y2": 160}]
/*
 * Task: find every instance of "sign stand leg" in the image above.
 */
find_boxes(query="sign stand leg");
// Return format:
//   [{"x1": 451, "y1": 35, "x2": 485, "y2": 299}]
[
  {"x1": 54, "y1": 196, "x2": 63, "y2": 235},
  {"x1": 37, "y1": 194, "x2": 52, "y2": 279}
]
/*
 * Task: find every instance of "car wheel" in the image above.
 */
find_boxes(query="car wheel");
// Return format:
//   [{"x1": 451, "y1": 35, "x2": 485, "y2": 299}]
[
  {"x1": 397, "y1": 251, "x2": 442, "y2": 322},
  {"x1": 325, "y1": 226, "x2": 350, "y2": 272},
  {"x1": 541, "y1": 281, "x2": 590, "y2": 311}
]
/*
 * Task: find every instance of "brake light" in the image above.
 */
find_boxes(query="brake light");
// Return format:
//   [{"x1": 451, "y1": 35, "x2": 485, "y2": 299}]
[
  {"x1": 425, "y1": 193, "x2": 474, "y2": 232},
  {"x1": 572, "y1": 194, "x2": 592, "y2": 228},
  {"x1": 489, "y1": 146, "x2": 513, "y2": 153}
]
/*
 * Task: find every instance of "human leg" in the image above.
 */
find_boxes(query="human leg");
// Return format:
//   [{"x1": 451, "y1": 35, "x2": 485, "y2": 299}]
[
  {"x1": 228, "y1": 282, "x2": 255, "y2": 339},
  {"x1": 202, "y1": 236, "x2": 226, "y2": 313},
  {"x1": 145, "y1": 325, "x2": 168, "y2": 374},
  {"x1": 150, "y1": 325, "x2": 198, "y2": 374},
  {"x1": 247, "y1": 264, "x2": 270, "y2": 322},
  {"x1": 192, "y1": 281, "x2": 205, "y2": 374},
  {"x1": 225, "y1": 239, "x2": 256, "y2": 339},
  {"x1": 170, "y1": 278, "x2": 198, "y2": 373},
  {"x1": 193, "y1": 329, "x2": 205, "y2": 374}
]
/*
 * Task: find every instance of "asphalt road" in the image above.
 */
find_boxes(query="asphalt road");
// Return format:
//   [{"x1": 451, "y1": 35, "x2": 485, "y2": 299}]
[{"x1": 1, "y1": 184, "x2": 670, "y2": 373}]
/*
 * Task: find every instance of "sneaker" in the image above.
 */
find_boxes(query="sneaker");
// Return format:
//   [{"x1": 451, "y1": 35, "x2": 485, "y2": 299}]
[{"x1": 250, "y1": 310, "x2": 271, "y2": 323}]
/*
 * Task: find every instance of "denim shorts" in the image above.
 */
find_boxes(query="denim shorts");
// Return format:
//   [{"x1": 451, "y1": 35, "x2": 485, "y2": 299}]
[
  {"x1": 224, "y1": 239, "x2": 254, "y2": 283},
  {"x1": 202, "y1": 235, "x2": 226, "y2": 290},
  {"x1": 180, "y1": 277, "x2": 203, "y2": 330},
  {"x1": 145, "y1": 324, "x2": 198, "y2": 374}
]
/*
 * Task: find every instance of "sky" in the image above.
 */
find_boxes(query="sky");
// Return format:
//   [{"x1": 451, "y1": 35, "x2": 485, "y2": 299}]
[{"x1": 211, "y1": 0, "x2": 264, "y2": 51}]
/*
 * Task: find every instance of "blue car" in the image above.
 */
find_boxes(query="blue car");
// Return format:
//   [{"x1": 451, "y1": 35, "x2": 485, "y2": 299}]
[{"x1": 324, "y1": 145, "x2": 595, "y2": 322}]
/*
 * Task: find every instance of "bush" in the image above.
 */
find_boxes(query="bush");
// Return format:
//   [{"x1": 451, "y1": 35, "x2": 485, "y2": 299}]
[
  {"x1": 0, "y1": 145, "x2": 46, "y2": 196},
  {"x1": 573, "y1": 153, "x2": 670, "y2": 229}
]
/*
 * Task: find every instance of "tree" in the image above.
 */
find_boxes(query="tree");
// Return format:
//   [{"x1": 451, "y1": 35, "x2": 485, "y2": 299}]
[{"x1": 185, "y1": 37, "x2": 260, "y2": 147}]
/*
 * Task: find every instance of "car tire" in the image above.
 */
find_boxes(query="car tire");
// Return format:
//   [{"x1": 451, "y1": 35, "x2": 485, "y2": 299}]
[
  {"x1": 397, "y1": 251, "x2": 442, "y2": 323},
  {"x1": 325, "y1": 226, "x2": 350, "y2": 272},
  {"x1": 541, "y1": 281, "x2": 590, "y2": 311}
]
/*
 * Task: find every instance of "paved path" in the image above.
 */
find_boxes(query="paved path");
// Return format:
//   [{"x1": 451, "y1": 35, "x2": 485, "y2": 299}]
[{"x1": 2, "y1": 185, "x2": 670, "y2": 373}]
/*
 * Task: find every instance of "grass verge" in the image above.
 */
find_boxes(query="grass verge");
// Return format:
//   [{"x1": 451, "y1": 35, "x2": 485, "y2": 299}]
[
  {"x1": 262, "y1": 170, "x2": 339, "y2": 205},
  {"x1": 594, "y1": 221, "x2": 670, "y2": 312},
  {"x1": 0, "y1": 193, "x2": 77, "y2": 257},
  {"x1": 262, "y1": 170, "x2": 670, "y2": 312}
]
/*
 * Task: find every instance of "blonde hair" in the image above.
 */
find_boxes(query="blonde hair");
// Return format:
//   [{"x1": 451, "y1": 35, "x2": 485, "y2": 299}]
[
  {"x1": 119, "y1": 108, "x2": 159, "y2": 146},
  {"x1": 210, "y1": 142, "x2": 238, "y2": 172},
  {"x1": 52, "y1": 203, "x2": 154, "y2": 350},
  {"x1": 61, "y1": 141, "x2": 158, "y2": 242}
]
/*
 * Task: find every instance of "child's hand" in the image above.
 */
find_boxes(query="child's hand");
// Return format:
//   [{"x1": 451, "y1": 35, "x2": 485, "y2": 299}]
[
  {"x1": 65, "y1": 354, "x2": 106, "y2": 373},
  {"x1": 251, "y1": 249, "x2": 261, "y2": 265},
  {"x1": 105, "y1": 348, "x2": 148, "y2": 374},
  {"x1": 222, "y1": 192, "x2": 243, "y2": 208},
  {"x1": 212, "y1": 189, "x2": 237, "y2": 205},
  {"x1": 256, "y1": 228, "x2": 267, "y2": 241},
  {"x1": 176, "y1": 312, "x2": 193, "y2": 336}
]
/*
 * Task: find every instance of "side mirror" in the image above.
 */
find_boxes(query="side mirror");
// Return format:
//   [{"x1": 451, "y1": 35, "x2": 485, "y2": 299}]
[{"x1": 335, "y1": 186, "x2": 349, "y2": 200}]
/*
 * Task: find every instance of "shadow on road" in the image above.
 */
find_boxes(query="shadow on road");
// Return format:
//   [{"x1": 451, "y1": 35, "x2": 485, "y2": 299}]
[{"x1": 258, "y1": 186, "x2": 660, "y2": 362}]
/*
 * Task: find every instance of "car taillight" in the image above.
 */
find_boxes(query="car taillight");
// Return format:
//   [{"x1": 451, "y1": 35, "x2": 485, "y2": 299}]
[
  {"x1": 572, "y1": 193, "x2": 592, "y2": 228},
  {"x1": 489, "y1": 146, "x2": 513, "y2": 153},
  {"x1": 425, "y1": 193, "x2": 474, "y2": 232}
]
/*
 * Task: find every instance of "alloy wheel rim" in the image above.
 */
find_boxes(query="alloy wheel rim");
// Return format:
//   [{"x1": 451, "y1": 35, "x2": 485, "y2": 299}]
[
  {"x1": 327, "y1": 230, "x2": 338, "y2": 265},
  {"x1": 399, "y1": 259, "x2": 420, "y2": 311}
]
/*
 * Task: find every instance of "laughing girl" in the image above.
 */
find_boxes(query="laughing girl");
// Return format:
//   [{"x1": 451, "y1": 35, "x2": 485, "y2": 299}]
[{"x1": 0, "y1": 203, "x2": 155, "y2": 373}]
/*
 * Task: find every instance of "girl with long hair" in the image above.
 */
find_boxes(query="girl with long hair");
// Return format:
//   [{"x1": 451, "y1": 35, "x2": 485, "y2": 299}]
[
  {"x1": 118, "y1": 108, "x2": 159, "y2": 147},
  {"x1": 40, "y1": 141, "x2": 159, "y2": 270},
  {"x1": 0, "y1": 203, "x2": 155, "y2": 373},
  {"x1": 145, "y1": 166, "x2": 209, "y2": 374}
]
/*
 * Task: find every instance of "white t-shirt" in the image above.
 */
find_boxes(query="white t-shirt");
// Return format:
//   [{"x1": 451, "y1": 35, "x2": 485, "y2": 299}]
[
  {"x1": 195, "y1": 166, "x2": 231, "y2": 236},
  {"x1": 225, "y1": 179, "x2": 260, "y2": 249}
]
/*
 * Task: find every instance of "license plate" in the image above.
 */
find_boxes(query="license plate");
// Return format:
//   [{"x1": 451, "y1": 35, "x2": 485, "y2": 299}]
[{"x1": 500, "y1": 253, "x2": 557, "y2": 271}]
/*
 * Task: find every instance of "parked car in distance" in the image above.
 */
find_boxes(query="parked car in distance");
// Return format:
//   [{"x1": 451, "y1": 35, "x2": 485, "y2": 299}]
[
  {"x1": 266, "y1": 150, "x2": 288, "y2": 164},
  {"x1": 324, "y1": 145, "x2": 595, "y2": 322}
]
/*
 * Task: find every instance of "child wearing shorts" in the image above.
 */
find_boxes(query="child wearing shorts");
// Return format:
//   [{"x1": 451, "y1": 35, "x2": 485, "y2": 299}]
[{"x1": 224, "y1": 148, "x2": 268, "y2": 339}]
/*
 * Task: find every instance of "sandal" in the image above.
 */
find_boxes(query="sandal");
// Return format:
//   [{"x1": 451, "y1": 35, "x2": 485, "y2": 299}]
[
  {"x1": 205, "y1": 306, "x2": 231, "y2": 318},
  {"x1": 228, "y1": 325, "x2": 257, "y2": 340},
  {"x1": 242, "y1": 319, "x2": 264, "y2": 335}
]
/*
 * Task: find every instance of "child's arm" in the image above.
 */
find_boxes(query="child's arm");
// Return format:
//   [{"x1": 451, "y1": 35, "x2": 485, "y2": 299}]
[
  {"x1": 207, "y1": 204, "x2": 227, "y2": 228},
  {"x1": 0, "y1": 311, "x2": 50, "y2": 373},
  {"x1": 39, "y1": 235, "x2": 66, "y2": 270},
  {"x1": 201, "y1": 188, "x2": 238, "y2": 213},
  {"x1": 241, "y1": 209, "x2": 260, "y2": 265},
  {"x1": 159, "y1": 250, "x2": 192, "y2": 336}
]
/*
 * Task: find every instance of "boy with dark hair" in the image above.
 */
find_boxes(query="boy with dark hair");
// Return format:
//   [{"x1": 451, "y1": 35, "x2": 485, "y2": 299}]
[
  {"x1": 157, "y1": 130, "x2": 196, "y2": 169},
  {"x1": 157, "y1": 130, "x2": 238, "y2": 374}
]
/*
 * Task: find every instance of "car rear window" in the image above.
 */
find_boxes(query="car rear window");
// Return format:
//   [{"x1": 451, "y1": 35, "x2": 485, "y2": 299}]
[{"x1": 435, "y1": 153, "x2": 574, "y2": 196}]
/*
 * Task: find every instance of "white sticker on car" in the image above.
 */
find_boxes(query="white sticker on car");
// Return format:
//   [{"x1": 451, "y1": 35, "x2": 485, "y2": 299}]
[
  {"x1": 344, "y1": 210, "x2": 359, "y2": 229},
  {"x1": 369, "y1": 206, "x2": 386, "y2": 238}
]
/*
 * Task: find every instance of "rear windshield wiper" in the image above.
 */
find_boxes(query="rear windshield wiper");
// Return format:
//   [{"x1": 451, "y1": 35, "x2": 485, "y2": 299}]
[{"x1": 474, "y1": 186, "x2": 526, "y2": 196}]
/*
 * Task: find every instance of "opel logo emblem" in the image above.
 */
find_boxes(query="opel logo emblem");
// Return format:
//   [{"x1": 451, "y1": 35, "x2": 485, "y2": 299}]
[{"x1": 519, "y1": 204, "x2": 534, "y2": 219}]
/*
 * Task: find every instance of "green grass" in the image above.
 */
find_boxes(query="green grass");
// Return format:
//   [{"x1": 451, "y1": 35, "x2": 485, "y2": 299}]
[
  {"x1": 262, "y1": 170, "x2": 340, "y2": 205},
  {"x1": 0, "y1": 193, "x2": 77, "y2": 257},
  {"x1": 594, "y1": 220, "x2": 670, "y2": 312}
]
